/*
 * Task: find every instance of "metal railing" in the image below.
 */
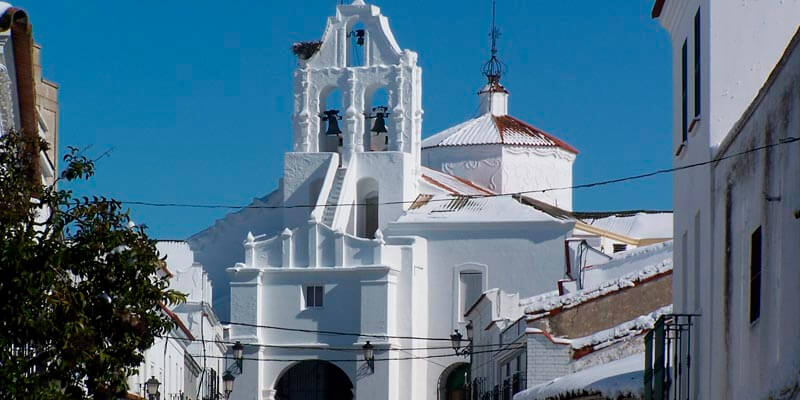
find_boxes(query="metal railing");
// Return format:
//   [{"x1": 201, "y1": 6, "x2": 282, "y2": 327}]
[
  {"x1": 644, "y1": 313, "x2": 699, "y2": 400},
  {"x1": 470, "y1": 372, "x2": 525, "y2": 400}
]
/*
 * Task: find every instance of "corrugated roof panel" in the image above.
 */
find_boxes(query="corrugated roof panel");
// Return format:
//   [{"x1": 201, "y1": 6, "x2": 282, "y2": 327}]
[
  {"x1": 420, "y1": 166, "x2": 494, "y2": 196},
  {"x1": 421, "y1": 113, "x2": 578, "y2": 154}
]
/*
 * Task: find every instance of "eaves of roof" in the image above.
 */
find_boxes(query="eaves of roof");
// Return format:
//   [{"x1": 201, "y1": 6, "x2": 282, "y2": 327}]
[
  {"x1": 573, "y1": 221, "x2": 671, "y2": 246},
  {"x1": 652, "y1": 0, "x2": 666, "y2": 18},
  {"x1": 422, "y1": 113, "x2": 579, "y2": 154},
  {"x1": 160, "y1": 303, "x2": 195, "y2": 341}
]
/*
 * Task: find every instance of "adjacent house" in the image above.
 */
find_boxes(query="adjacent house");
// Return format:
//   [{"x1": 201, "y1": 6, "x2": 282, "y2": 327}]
[
  {"x1": 465, "y1": 242, "x2": 673, "y2": 400},
  {"x1": 652, "y1": 1, "x2": 800, "y2": 398},
  {"x1": 127, "y1": 242, "x2": 229, "y2": 400},
  {"x1": 0, "y1": 2, "x2": 59, "y2": 186}
]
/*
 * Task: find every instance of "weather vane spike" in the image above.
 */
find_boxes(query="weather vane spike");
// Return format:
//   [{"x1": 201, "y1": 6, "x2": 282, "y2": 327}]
[{"x1": 482, "y1": 0, "x2": 504, "y2": 84}]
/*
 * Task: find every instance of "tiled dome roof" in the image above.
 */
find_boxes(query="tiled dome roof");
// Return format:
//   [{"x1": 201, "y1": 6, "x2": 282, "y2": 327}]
[{"x1": 422, "y1": 113, "x2": 578, "y2": 154}]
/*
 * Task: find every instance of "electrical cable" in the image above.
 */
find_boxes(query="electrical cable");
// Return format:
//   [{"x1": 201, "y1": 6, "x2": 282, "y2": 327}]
[
  {"x1": 188, "y1": 344, "x2": 525, "y2": 363},
  {"x1": 219, "y1": 320, "x2": 456, "y2": 341},
  {"x1": 155, "y1": 334, "x2": 527, "y2": 351},
  {"x1": 106, "y1": 136, "x2": 798, "y2": 211}
]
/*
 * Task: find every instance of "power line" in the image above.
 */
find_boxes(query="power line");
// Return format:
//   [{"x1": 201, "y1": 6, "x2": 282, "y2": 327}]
[
  {"x1": 188, "y1": 344, "x2": 525, "y2": 363},
  {"x1": 156, "y1": 334, "x2": 525, "y2": 352},
  {"x1": 108, "y1": 136, "x2": 798, "y2": 210},
  {"x1": 219, "y1": 320, "x2": 455, "y2": 342}
]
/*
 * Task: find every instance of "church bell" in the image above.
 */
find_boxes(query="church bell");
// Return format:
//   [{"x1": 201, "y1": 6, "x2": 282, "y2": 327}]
[
  {"x1": 370, "y1": 106, "x2": 389, "y2": 134},
  {"x1": 321, "y1": 109, "x2": 342, "y2": 136}
]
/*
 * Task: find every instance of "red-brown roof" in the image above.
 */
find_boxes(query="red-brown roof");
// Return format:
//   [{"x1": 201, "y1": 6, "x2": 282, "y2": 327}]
[
  {"x1": 159, "y1": 302, "x2": 195, "y2": 341},
  {"x1": 494, "y1": 115, "x2": 579, "y2": 154},
  {"x1": 422, "y1": 113, "x2": 579, "y2": 154},
  {"x1": 651, "y1": 0, "x2": 665, "y2": 18}
]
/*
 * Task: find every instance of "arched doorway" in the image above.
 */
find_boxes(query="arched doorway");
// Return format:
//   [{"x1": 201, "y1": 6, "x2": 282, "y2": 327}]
[
  {"x1": 438, "y1": 362, "x2": 470, "y2": 400},
  {"x1": 275, "y1": 360, "x2": 353, "y2": 400}
]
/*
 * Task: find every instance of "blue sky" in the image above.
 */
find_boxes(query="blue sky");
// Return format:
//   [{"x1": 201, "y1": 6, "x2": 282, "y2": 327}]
[{"x1": 19, "y1": 0, "x2": 671, "y2": 239}]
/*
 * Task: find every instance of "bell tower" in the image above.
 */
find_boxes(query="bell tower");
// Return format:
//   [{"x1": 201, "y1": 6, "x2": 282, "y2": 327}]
[
  {"x1": 283, "y1": 0, "x2": 423, "y2": 235},
  {"x1": 290, "y1": 0, "x2": 423, "y2": 169}
]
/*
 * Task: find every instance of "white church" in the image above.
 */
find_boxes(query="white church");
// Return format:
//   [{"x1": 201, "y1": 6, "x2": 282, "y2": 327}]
[{"x1": 181, "y1": 2, "x2": 669, "y2": 399}]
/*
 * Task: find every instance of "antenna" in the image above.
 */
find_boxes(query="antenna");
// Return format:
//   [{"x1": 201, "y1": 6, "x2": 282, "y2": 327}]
[{"x1": 481, "y1": 0, "x2": 504, "y2": 84}]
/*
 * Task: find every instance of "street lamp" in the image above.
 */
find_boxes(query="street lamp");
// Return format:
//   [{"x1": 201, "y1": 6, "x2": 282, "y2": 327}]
[
  {"x1": 451, "y1": 321, "x2": 474, "y2": 356},
  {"x1": 232, "y1": 341, "x2": 244, "y2": 373},
  {"x1": 222, "y1": 371, "x2": 235, "y2": 399},
  {"x1": 450, "y1": 329, "x2": 463, "y2": 354},
  {"x1": 362, "y1": 341, "x2": 375, "y2": 372},
  {"x1": 144, "y1": 376, "x2": 160, "y2": 400}
]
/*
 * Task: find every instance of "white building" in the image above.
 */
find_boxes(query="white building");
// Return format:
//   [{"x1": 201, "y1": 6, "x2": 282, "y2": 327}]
[
  {"x1": 187, "y1": 1, "x2": 591, "y2": 399},
  {"x1": 127, "y1": 242, "x2": 229, "y2": 400},
  {"x1": 181, "y1": 2, "x2": 676, "y2": 399},
  {"x1": 653, "y1": 0, "x2": 800, "y2": 398},
  {"x1": 465, "y1": 241, "x2": 673, "y2": 400}
]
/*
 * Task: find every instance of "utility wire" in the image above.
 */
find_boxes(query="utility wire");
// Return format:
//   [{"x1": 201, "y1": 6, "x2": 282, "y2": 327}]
[
  {"x1": 110, "y1": 137, "x2": 798, "y2": 210},
  {"x1": 156, "y1": 334, "x2": 524, "y2": 351},
  {"x1": 188, "y1": 344, "x2": 525, "y2": 363},
  {"x1": 219, "y1": 320, "x2": 455, "y2": 342}
]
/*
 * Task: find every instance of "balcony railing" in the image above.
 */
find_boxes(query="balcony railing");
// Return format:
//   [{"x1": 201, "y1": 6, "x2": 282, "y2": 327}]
[
  {"x1": 470, "y1": 372, "x2": 525, "y2": 400},
  {"x1": 644, "y1": 313, "x2": 699, "y2": 400}
]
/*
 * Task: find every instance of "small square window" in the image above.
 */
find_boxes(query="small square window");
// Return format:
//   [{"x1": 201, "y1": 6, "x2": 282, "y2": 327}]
[
  {"x1": 613, "y1": 243, "x2": 628, "y2": 253},
  {"x1": 305, "y1": 285, "x2": 324, "y2": 308}
]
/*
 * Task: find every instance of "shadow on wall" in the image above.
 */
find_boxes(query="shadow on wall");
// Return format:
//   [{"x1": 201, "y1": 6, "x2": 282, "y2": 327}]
[{"x1": 187, "y1": 189, "x2": 284, "y2": 320}]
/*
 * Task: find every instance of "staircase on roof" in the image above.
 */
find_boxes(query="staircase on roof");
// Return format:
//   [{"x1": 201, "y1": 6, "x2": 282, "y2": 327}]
[{"x1": 322, "y1": 168, "x2": 347, "y2": 227}]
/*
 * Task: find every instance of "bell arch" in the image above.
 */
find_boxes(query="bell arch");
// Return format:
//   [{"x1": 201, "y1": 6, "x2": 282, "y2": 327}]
[
  {"x1": 319, "y1": 86, "x2": 343, "y2": 153},
  {"x1": 274, "y1": 360, "x2": 354, "y2": 400},
  {"x1": 346, "y1": 21, "x2": 366, "y2": 67},
  {"x1": 363, "y1": 85, "x2": 389, "y2": 151},
  {"x1": 290, "y1": 2, "x2": 422, "y2": 163}
]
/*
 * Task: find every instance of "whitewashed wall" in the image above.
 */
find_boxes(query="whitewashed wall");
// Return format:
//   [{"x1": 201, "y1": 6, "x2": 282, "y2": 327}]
[
  {"x1": 501, "y1": 146, "x2": 574, "y2": 211},
  {"x1": 128, "y1": 334, "x2": 189, "y2": 399},
  {"x1": 657, "y1": 1, "x2": 800, "y2": 398},
  {"x1": 709, "y1": 34, "x2": 800, "y2": 399},
  {"x1": 423, "y1": 145, "x2": 504, "y2": 191}
]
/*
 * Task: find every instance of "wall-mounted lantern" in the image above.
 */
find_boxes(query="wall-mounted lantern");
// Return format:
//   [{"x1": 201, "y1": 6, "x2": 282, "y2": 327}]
[
  {"x1": 232, "y1": 341, "x2": 244, "y2": 373},
  {"x1": 222, "y1": 370, "x2": 235, "y2": 399},
  {"x1": 145, "y1": 376, "x2": 160, "y2": 400},
  {"x1": 363, "y1": 341, "x2": 375, "y2": 372},
  {"x1": 451, "y1": 321, "x2": 474, "y2": 356}
]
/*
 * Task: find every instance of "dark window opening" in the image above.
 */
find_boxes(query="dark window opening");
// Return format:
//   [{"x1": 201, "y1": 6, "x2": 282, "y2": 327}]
[
  {"x1": 749, "y1": 226, "x2": 762, "y2": 323},
  {"x1": 306, "y1": 285, "x2": 324, "y2": 308},
  {"x1": 681, "y1": 39, "x2": 688, "y2": 143},
  {"x1": 613, "y1": 243, "x2": 628, "y2": 253},
  {"x1": 694, "y1": 9, "x2": 701, "y2": 118},
  {"x1": 460, "y1": 272, "x2": 483, "y2": 316}
]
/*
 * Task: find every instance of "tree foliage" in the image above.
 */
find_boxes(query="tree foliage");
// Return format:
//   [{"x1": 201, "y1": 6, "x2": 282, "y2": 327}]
[{"x1": 0, "y1": 131, "x2": 186, "y2": 399}]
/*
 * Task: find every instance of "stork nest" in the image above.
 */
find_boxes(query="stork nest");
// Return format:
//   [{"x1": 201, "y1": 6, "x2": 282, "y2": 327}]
[{"x1": 292, "y1": 41, "x2": 323, "y2": 60}]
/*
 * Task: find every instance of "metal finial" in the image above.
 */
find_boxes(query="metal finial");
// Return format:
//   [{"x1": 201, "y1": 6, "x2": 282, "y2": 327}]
[{"x1": 482, "y1": 0, "x2": 504, "y2": 85}]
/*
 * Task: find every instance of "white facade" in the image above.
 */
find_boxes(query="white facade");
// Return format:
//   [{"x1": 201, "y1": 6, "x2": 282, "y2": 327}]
[
  {"x1": 128, "y1": 333, "x2": 192, "y2": 400},
  {"x1": 128, "y1": 242, "x2": 229, "y2": 400},
  {"x1": 654, "y1": 1, "x2": 800, "y2": 398},
  {"x1": 215, "y1": 2, "x2": 582, "y2": 399}
]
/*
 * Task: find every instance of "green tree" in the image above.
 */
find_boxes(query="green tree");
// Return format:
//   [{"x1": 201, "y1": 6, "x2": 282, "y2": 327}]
[{"x1": 0, "y1": 131, "x2": 185, "y2": 399}]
